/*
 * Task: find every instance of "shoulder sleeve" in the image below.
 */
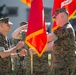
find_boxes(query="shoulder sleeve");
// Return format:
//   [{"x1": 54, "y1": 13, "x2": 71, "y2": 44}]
[
  {"x1": 54, "y1": 27, "x2": 74, "y2": 39},
  {"x1": 0, "y1": 34, "x2": 5, "y2": 51},
  {"x1": 49, "y1": 32, "x2": 58, "y2": 41},
  {"x1": 0, "y1": 34, "x2": 4, "y2": 46},
  {"x1": 0, "y1": 34, "x2": 4, "y2": 52}
]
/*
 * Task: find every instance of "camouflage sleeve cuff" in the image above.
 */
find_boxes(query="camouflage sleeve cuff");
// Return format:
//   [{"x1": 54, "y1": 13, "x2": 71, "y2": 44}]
[{"x1": 49, "y1": 32, "x2": 58, "y2": 41}]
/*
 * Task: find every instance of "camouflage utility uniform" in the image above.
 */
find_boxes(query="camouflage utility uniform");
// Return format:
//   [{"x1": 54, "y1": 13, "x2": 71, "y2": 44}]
[
  {"x1": 12, "y1": 30, "x2": 30, "y2": 75},
  {"x1": 26, "y1": 52, "x2": 49, "y2": 75},
  {"x1": 74, "y1": 40, "x2": 76, "y2": 75},
  {"x1": 0, "y1": 33, "x2": 11, "y2": 75},
  {"x1": 52, "y1": 22, "x2": 76, "y2": 75},
  {"x1": 31, "y1": 52, "x2": 49, "y2": 75}
]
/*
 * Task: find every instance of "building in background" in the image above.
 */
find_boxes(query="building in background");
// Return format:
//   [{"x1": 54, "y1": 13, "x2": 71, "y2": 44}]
[{"x1": 0, "y1": 0, "x2": 53, "y2": 39}]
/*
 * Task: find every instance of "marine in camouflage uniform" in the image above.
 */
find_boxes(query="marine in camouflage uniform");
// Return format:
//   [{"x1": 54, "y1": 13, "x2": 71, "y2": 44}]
[
  {"x1": 52, "y1": 22, "x2": 76, "y2": 75},
  {"x1": 0, "y1": 33, "x2": 11, "y2": 75},
  {"x1": 12, "y1": 28, "x2": 30, "y2": 75},
  {"x1": 0, "y1": 17, "x2": 15, "y2": 75},
  {"x1": 0, "y1": 18, "x2": 25, "y2": 75},
  {"x1": 47, "y1": 8, "x2": 76, "y2": 75}
]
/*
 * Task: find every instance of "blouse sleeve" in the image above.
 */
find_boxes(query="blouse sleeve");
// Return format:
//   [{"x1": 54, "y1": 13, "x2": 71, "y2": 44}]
[{"x1": 54, "y1": 28, "x2": 74, "y2": 39}]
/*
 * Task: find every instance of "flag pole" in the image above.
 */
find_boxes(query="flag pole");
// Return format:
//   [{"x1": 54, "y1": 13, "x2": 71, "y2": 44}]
[{"x1": 31, "y1": 53, "x2": 33, "y2": 74}]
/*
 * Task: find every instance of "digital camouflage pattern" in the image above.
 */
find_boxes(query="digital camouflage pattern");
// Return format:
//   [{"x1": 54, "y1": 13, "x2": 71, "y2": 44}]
[
  {"x1": 12, "y1": 39, "x2": 30, "y2": 75},
  {"x1": 26, "y1": 52, "x2": 49, "y2": 75},
  {"x1": 52, "y1": 22, "x2": 76, "y2": 75},
  {"x1": 74, "y1": 41, "x2": 76, "y2": 75},
  {"x1": 31, "y1": 52, "x2": 49, "y2": 75},
  {"x1": 0, "y1": 33, "x2": 11, "y2": 75},
  {"x1": 12, "y1": 30, "x2": 30, "y2": 75}
]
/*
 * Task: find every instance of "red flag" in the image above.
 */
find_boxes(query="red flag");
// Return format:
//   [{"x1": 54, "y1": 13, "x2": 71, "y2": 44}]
[
  {"x1": 21, "y1": 0, "x2": 31, "y2": 7},
  {"x1": 25, "y1": 0, "x2": 47, "y2": 57},
  {"x1": 52, "y1": 0, "x2": 76, "y2": 32},
  {"x1": 62, "y1": 0, "x2": 76, "y2": 19}
]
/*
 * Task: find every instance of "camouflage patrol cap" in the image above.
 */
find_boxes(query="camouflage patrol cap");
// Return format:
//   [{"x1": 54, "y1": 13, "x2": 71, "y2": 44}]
[
  {"x1": 0, "y1": 17, "x2": 13, "y2": 25},
  {"x1": 20, "y1": 22, "x2": 28, "y2": 26},
  {"x1": 53, "y1": 8, "x2": 68, "y2": 18}
]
